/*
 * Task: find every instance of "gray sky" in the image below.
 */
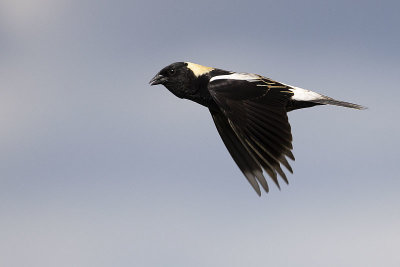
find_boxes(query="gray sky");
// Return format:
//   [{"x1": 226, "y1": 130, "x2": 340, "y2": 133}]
[{"x1": 1, "y1": 0, "x2": 399, "y2": 266}]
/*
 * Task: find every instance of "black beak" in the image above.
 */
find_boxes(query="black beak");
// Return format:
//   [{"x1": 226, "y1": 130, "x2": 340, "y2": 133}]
[{"x1": 149, "y1": 74, "x2": 167, "y2": 86}]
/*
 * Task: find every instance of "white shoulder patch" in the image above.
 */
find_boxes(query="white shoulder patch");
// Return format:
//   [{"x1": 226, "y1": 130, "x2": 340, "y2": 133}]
[
  {"x1": 289, "y1": 86, "x2": 324, "y2": 101},
  {"x1": 210, "y1": 73, "x2": 260, "y2": 82},
  {"x1": 186, "y1": 62, "x2": 214, "y2": 77}
]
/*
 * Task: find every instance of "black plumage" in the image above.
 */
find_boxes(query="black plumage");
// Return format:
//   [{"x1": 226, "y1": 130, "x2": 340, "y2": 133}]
[{"x1": 150, "y1": 62, "x2": 365, "y2": 195}]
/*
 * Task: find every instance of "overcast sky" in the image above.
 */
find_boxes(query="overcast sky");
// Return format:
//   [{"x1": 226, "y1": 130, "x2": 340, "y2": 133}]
[{"x1": 1, "y1": 0, "x2": 399, "y2": 266}]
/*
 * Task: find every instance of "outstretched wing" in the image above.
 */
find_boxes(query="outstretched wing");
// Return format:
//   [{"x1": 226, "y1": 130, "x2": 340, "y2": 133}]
[{"x1": 208, "y1": 73, "x2": 295, "y2": 195}]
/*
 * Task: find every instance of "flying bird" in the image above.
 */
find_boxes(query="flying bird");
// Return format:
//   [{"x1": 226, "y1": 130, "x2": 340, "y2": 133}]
[{"x1": 150, "y1": 62, "x2": 365, "y2": 195}]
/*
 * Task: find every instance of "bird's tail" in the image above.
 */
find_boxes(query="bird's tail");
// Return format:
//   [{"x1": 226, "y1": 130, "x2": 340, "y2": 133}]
[
  {"x1": 310, "y1": 97, "x2": 366, "y2": 110},
  {"x1": 289, "y1": 86, "x2": 366, "y2": 110}
]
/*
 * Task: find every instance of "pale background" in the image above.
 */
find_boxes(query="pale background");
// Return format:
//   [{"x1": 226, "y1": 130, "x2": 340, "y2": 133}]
[{"x1": 1, "y1": 0, "x2": 399, "y2": 266}]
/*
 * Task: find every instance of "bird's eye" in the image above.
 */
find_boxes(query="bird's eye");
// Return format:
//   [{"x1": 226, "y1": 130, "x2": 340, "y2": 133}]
[{"x1": 168, "y1": 68, "x2": 175, "y2": 75}]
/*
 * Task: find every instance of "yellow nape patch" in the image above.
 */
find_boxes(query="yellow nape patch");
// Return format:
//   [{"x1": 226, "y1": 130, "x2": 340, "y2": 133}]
[{"x1": 186, "y1": 62, "x2": 214, "y2": 77}]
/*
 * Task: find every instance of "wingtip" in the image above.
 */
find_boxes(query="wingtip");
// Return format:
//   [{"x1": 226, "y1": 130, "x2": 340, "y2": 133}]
[{"x1": 253, "y1": 185, "x2": 262, "y2": 196}]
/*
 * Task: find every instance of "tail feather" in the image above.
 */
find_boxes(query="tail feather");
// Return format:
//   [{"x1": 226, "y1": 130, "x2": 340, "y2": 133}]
[
  {"x1": 311, "y1": 97, "x2": 366, "y2": 110},
  {"x1": 289, "y1": 86, "x2": 366, "y2": 110}
]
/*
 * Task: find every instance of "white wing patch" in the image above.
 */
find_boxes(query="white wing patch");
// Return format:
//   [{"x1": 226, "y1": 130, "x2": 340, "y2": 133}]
[
  {"x1": 210, "y1": 73, "x2": 261, "y2": 82},
  {"x1": 210, "y1": 73, "x2": 326, "y2": 102},
  {"x1": 289, "y1": 86, "x2": 324, "y2": 101},
  {"x1": 186, "y1": 62, "x2": 214, "y2": 77}
]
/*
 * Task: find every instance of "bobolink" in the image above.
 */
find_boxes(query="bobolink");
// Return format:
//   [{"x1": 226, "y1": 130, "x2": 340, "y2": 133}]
[{"x1": 150, "y1": 62, "x2": 365, "y2": 196}]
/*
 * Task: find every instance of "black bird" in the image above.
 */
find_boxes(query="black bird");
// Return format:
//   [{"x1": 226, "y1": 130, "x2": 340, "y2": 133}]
[{"x1": 150, "y1": 62, "x2": 365, "y2": 196}]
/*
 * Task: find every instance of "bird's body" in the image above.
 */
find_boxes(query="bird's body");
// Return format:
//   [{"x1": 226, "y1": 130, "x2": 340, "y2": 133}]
[{"x1": 150, "y1": 62, "x2": 364, "y2": 195}]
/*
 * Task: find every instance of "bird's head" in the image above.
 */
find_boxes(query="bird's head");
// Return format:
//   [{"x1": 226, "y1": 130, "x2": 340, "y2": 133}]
[
  {"x1": 149, "y1": 62, "x2": 190, "y2": 98},
  {"x1": 149, "y1": 62, "x2": 214, "y2": 99}
]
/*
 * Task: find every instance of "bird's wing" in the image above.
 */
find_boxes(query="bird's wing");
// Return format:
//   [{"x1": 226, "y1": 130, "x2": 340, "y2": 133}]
[{"x1": 208, "y1": 73, "x2": 295, "y2": 195}]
